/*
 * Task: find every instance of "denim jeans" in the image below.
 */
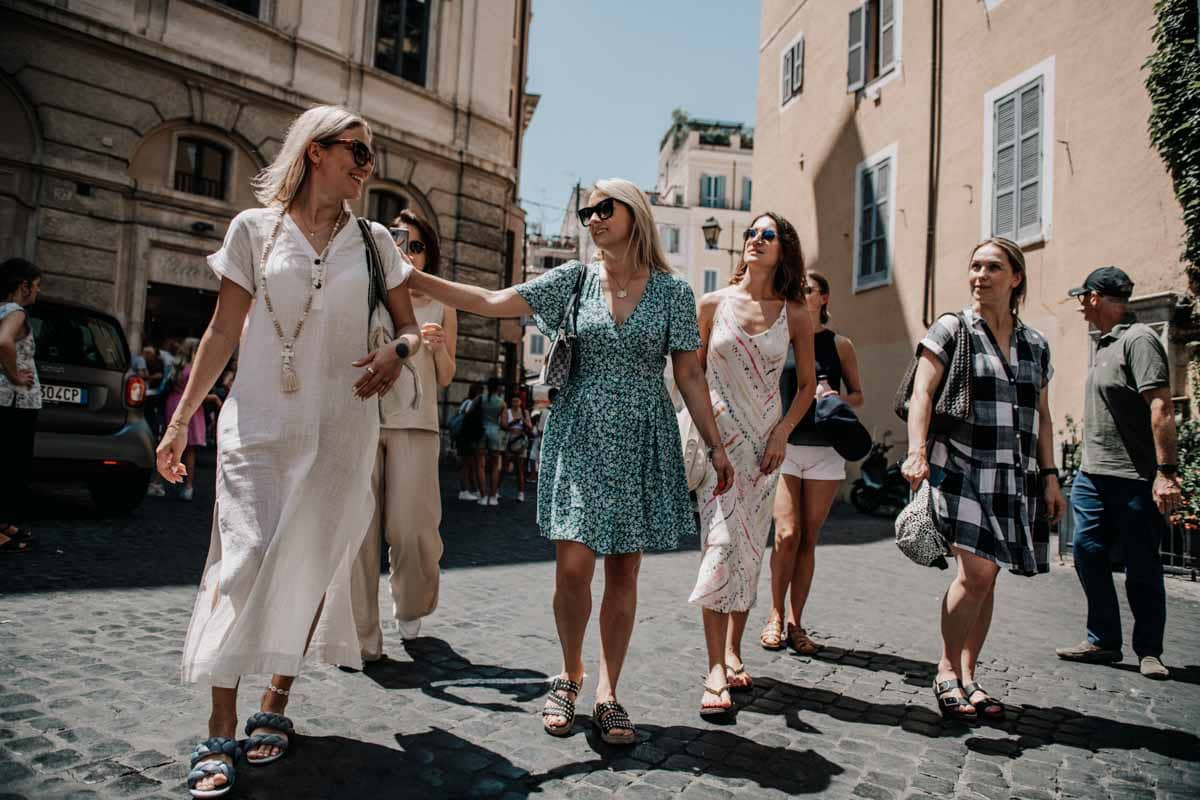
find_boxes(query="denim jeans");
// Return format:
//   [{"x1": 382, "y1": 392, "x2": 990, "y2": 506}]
[{"x1": 1070, "y1": 471, "x2": 1166, "y2": 658}]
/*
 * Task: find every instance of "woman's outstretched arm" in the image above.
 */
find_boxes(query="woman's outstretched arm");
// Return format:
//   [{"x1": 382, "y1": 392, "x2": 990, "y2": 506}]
[{"x1": 408, "y1": 270, "x2": 533, "y2": 319}]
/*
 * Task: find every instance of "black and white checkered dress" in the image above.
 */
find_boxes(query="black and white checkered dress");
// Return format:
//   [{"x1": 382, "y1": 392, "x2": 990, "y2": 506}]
[{"x1": 920, "y1": 309, "x2": 1053, "y2": 576}]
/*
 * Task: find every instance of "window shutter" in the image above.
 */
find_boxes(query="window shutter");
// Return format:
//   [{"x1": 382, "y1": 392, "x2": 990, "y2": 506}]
[
  {"x1": 848, "y1": 5, "x2": 867, "y2": 92},
  {"x1": 700, "y1": 175, "x2": 710, "y2": 207},
  {"x1": 874, "y1": 159, "x2": 890, "y2": 276},
  {"x1": 859, "y1": 166, "x2": 876, "y2": 278},
  {"x1": 1017, "y1": 78, "x2": 1043, "y2": 240},
  {"x1": 879, "y1": 0, "x2": 896, "y2": 73},
  {"x1": 792, "y1": 37, "x2": 804, "y2": 93},
  {"x1": 715, "y1": 175, "x2": 727, "y2": 208},
  {"x1": 992, "y1": 91, "x2": 1018, "y2": 240},
  {"x1": 782, "y1": 49, "x2": 792, "y2": 105}
]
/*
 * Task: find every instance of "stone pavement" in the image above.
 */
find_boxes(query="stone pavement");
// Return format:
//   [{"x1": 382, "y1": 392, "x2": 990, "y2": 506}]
[{"x1": 1, "y1": 455, "x2": 1199, "y2": 799}]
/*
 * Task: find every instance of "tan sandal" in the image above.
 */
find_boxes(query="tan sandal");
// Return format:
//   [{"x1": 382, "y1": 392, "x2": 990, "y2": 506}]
[
  {"x1": 760, "y1": 619, "x2": 784, "y2": 650},
  {"x1": 699, "y1": 681, "x2": 732, "y2": 717},
  {"x1": 726, "y1": 664, "x2": 753, "y2": 690},
  {"x1": 787, "y1": 623, "x2": 820, "y2": 655}
]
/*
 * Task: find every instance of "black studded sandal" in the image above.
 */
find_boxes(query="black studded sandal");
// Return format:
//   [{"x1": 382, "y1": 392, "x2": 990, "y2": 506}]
[
  {"x1": 243, "y1": 710, "x2": 294, "y2": 765},
  {"x1": 963, "y1": 681, "x2": 1005, "y2": 720},
  {"x1": 933, "y1": 677, "x2": 977, "y2": 723},
  {"x1": 541, "y1": 676, "x2": 581, "y2": 737},
  {"x1": 593, "y1": 700, "x2": 636, "y2": 745}
]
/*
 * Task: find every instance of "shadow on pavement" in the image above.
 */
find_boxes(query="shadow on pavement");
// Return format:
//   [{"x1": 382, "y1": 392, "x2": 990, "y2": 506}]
[
  {"x1": 737, "y1": 677, "x2": 1200, "y2": 764},
  {"x1": 361, "y1": 637, "x2": 549, "y2": 713},
  {"x1": 1106, "y1": 661, "x2": 1200, "y2": 687},
  {"x1": 810, "y1": 645, "x2": 939, "y2": 683}
]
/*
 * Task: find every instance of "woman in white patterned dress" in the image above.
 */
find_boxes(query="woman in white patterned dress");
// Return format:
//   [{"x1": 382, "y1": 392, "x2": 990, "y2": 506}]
[
  {"x1": 688, "y1": 212, "x2": 815, "y2": 716},
  {"x1": 158, "y1": 106, "x2": 421, "y2": 798}
]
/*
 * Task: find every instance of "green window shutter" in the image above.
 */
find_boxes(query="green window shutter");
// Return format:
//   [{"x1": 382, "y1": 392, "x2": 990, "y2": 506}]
[
  {"x1": 859, "y1": 165, "x2": 876, "y2": 278},
  {"x1": 848, "y1": 5, "x2": 867, "y2": 92},
  {"x1": 879, "y1": 0, "x2": 896, "y2": 73},
  {"x1": 782, "y1": 48, "x2": 792, "y2": 105},
  {"x1": 992, "y1": 91, "x2": 1018, "y2": 239},
  {"x1": 1017, "y1": 78, "x2": 1043, "y2": 241},
  {"x1": 792, "y1": 37, "x2": 804, "y2": 93},
  {"x1": 715, "y1": 175, "x2": 727, "y2": 208}
]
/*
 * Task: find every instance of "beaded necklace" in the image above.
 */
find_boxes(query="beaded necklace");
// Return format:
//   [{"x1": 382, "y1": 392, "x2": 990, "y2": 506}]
[{"x1": 256, "y1": 205, "x2": 346, "y2": 392}]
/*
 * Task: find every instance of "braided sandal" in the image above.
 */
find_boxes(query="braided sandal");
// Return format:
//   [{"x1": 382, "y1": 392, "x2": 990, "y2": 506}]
[
  {"x1": 760, "y1": 618, "x2": 784, "y2": 650},
  {"x1": 243, "y1": 711, "x2": 294, "y2": 765},
  {"x1": 963, "y1": 681, "x2": 1005, "y2": 720},
  {"x1": 787, "y1": 623, "x2": 820, "y2": 655},
  {"x1": 187, "y1": 737, "x2": 241, "y2": 798},
  {"x1": 541, "y1": 676, "x2": 581, "y2": 737},
  {"x1": 933, "y1": 678, "x2": 977, "y2": 723},
  {"x1": 593, "y1": 700, "x2": 636, "y2": 745}
]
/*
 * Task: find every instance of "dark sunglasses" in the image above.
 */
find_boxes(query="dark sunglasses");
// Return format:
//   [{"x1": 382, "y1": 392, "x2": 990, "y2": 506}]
[
  {"x1": 577, "y1": 197, "x2": 617, "y2": 226},
  {"x1": 319, "y1": 138, "x2": 375, "y2": 167},
  {"x1": 743, "y1": 227, "x2": 778, "y2": 243}
]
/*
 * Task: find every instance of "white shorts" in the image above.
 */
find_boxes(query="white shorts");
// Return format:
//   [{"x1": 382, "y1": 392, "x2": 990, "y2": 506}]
[{"x1": 780, "y1": 444, "x2": 845, "y2": 481}]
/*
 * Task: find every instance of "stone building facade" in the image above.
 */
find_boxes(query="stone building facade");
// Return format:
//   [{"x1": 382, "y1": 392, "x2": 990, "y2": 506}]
[
  {"x1": 755, "y1": 0, "x2": 1190, "y2": 455},
  {"x1": 0, "y1": 0, "x2": 537, "y2": 415}
]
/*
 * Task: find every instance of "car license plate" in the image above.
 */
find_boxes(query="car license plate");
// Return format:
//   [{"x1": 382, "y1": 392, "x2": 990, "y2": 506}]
[{"x1": 42, "y1": 384, "x2": 88, "y2": 405}]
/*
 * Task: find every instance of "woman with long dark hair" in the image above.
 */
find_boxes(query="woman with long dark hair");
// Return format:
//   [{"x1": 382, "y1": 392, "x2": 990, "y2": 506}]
[{"x1": 688, "y1": 212, "x2": 815, "y2": 714}]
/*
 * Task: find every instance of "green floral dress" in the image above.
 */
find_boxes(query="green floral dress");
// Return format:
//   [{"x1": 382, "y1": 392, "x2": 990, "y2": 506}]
[{"x1": 517, "y1": 260, "x2": 701, "y2": 554}]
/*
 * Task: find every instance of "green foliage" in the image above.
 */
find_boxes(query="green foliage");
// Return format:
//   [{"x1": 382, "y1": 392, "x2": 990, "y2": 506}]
[
  {"x1": 1145, "y1": 0, "x2": 1200, "y2": 291},
  {"x1": 1177, "y1": 419, "x2": 1200, "y2": 528}
]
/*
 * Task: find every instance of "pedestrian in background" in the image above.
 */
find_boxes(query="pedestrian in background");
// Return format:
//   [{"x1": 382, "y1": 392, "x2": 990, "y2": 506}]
[
  {"x1": 131, "y1": 345, "x2": 150, "y2": 379},
  {"x1": 1055, "y1": 267, "x2": 1180, "y2": 680},
  {"x1": 157, "y1": 105, "x2": 420, "y2": 799},
  {"x1": 455, "y1": 381, "x2": 485, "y2": 500},
  {"x1": 143, "y1": 344, "x2": 171, "y2": 449},
  {"x1": 503, "y1": 391, "x2": 533, "y2": 502},
  {"x1": 478, "y1": 376, "x2": 507, "y2": 506},
  {"x1": 0, "y1": 258, "x2": 42, "y2": 555},
  {"x1": 901, "y1": 237, "x2": 1065, "y2": 723},
  {"x1": 529, "y1": 387, "x2": 558, "y2": 483},
  {"x1": 161, "y1": 336, "x2": 205, "y2": 501},
  {"x1": 763, "y1": 269, "x2": 865, "y2": 655},
  {"x1": 688, "y1": 212, "x2": 814, "y2": 716},
  {"x1": 351, "y1": 208, "x2": 456, "y2": 652},
  {"x1": 405, "y1": 177, "x2": 733, "y2": 745}
]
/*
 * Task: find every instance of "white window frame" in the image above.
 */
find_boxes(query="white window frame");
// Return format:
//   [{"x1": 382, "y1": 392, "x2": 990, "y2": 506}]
[
  {"x1": 703, "y1": 270, "x2": 719, "y2": 294},
  {"x1": 529, "y1": 333, "x2": 544, "y2": 356},
  {"x1": 661, "y1": 224, "x2": 680, "y2": 254},
  {"x1": 699, "y1": 174, "x2": 727, "y2": 209},
  {"x1": 852, "y1": 142, "x2": 898, "y2": 294},
  {"x1": 780, "y1": 31, "x2": 804, "y2": 110},
  {"x1": 981, "y1": 56, "x2": 1055, "y2": 247}
]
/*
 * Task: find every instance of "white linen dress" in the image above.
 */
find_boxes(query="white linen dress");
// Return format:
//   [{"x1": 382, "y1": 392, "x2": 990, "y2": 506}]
[{"x1": 181, "y1": 205, "x2": 410, "y2": 686}]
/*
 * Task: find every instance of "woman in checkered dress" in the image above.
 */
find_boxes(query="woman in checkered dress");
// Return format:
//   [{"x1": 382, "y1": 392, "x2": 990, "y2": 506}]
[{"x1": 901, "y1": 237, "x2": 1066, "y2": 723}]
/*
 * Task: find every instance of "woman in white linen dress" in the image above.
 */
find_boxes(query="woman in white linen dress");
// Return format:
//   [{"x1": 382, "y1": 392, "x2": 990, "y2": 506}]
[
  {"x1": 688, "y1": 212, "x2": 814, "y2": 716},
  {"x1": 157, "y1": 106, "x2": 421, "y2": 799}
]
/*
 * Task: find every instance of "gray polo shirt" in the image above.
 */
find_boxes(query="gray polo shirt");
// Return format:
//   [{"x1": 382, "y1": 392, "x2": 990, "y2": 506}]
[{"x1": 1081, "y1": 317, "x2": 1169, "y2": 482}]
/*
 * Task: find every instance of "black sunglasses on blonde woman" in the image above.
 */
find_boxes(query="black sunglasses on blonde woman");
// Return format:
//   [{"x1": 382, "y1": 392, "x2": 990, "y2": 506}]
[
  {"x1": 318, "y1": 138, "x2": 375, "y2": 167},
  {"x1": 577, "y1": 197, "x2": 617, "y2": 226},
  {"x1": 743, "y1": 228, "x2": 777, "y2": 243}
]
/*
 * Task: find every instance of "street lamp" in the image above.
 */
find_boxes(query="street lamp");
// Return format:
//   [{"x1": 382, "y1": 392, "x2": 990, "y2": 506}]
[{"x1": 701, "y1": 216, "x2": 739, "y2": 271}]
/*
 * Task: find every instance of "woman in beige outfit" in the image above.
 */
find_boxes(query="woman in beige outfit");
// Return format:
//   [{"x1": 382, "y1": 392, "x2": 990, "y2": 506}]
[{"x1": 352, "y1": 209, "x2": 457, "y2": 654}]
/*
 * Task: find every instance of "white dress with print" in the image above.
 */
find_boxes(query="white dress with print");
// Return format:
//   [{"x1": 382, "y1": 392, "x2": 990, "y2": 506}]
[{"x1": 181, "y1": 206, "x2": 410, "y2": 686}]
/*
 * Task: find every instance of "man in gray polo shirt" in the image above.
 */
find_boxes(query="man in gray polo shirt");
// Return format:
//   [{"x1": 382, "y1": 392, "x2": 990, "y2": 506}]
[{"x1": 1055, "y1": 267, "x2": 1181, "y2": 680}]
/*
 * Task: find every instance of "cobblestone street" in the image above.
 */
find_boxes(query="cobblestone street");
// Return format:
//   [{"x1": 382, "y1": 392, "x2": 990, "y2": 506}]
[{"x1": 1, "y1": 455, "x2": 1198, "y2": 799}]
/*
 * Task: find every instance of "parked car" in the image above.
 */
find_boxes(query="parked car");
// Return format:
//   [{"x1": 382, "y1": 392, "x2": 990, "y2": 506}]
[{"x1": 27, "y1": 299, "x2": 155, "y2": 515}]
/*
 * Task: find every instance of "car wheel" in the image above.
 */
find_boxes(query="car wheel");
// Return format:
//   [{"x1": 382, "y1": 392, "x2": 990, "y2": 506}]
[{"x1": 89, "y1": 469, "x2": 152, "y2": 516}]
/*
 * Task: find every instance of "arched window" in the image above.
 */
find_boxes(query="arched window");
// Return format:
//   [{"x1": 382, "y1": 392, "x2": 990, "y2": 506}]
[
  {"x1": 174, "y1": 137, "x2": 229, "y2": 200},
  {"x1": 369, "y1": 190, "x2": 408, "y2": 224}
]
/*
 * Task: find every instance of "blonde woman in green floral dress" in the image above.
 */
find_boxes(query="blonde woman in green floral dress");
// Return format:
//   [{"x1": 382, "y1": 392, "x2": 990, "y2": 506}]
[{"x1": 408, "y1": 178, "x2": 734, "y2": 744}]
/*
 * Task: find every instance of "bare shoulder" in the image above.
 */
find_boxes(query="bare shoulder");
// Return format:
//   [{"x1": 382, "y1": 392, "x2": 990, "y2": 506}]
[
  {"x1": 834, "y1": 332, "x2": 857, "y2": 354},
  {"x1": 698, "y1": 288, "x2": 731, "y2": 310}
]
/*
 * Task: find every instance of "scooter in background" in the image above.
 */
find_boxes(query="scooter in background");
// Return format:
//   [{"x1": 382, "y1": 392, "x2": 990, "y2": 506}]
[{"x1": 850, "y1": 432, "x2": 910, "y2": 517}]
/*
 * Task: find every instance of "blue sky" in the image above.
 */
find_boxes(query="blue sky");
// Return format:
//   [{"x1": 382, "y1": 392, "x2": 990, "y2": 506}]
[{"x1": 518, "y1": 1, "x2": 761, "y2": 233}]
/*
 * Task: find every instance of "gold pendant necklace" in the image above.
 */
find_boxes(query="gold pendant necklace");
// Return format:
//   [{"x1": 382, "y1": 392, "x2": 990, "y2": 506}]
[{"x1": 605, "y1": 265, "x2": 641, "y2": 299}]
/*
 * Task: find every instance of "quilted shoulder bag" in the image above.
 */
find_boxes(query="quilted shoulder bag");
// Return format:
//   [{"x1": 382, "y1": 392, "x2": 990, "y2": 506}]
[
  {"x1": 894, "y1": 481, "x2": 950, "y2": 569},
  {"x1": 358, "y1": 219, "x2": 421, "y2": 418},
  {"x1": 538, "y1": 263, "x2": 588, "y2": 389},
  {"x1": 893, "y1": 311, "x2": 972, "y2": 432}
]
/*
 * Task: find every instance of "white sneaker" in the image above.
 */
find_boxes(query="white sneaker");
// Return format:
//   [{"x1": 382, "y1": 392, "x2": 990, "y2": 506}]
[
  {"x1": 477, "y1": 496, "x2": 489, "y2": 507},
  {"x1": 146, "y1": 483, "x2": 166, "y2": 497},
  {"x1": 397, "y1": 619, "x2": 422, "y2": 640},
  {"x1": 517, "y1": 491, "x2": 525, "y2": 502},
  {"x1": 180, "y1": 486, "x2": 194, "y2": 502},
  {"x1": 464, "y1": 491, "x2": 480, "y2": 501},
  {"x1": 488, "y1": 495, "x2": 499, "y2": 506},
  {"x1": 458, "y1": 490, "x2": 471, "y2": 500}
]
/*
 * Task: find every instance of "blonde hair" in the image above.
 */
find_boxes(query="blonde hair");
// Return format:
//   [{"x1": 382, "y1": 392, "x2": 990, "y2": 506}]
[
  {"x1": 178, "y1": 337, "x2": 201, "y2": 368},
  {"x1": 251, "y1": 105, "x2": 372, "y2": 206},
  {"x1": 591, "y1": 178, "x2": 672, "y2": 273}
]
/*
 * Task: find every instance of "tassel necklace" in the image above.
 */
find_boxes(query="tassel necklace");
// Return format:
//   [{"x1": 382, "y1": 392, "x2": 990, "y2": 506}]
[{"x1": 256, "y1": 205, "x2": 346, "y2": 392}]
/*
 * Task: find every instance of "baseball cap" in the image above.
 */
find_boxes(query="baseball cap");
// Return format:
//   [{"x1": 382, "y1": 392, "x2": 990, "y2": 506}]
[{"x1": 1067, "y1": 266, "x2": 1134, "y2": 299}]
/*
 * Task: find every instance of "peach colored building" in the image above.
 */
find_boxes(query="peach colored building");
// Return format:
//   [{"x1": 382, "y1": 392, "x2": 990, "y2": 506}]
[{"x1": 755, "y1": 0, "x2": 1189, "y2": 458}]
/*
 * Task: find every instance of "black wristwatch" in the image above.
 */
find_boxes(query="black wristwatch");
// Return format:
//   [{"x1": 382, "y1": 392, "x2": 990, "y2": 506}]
[
  {"x1": 1157, "y1": 464, "x2": 1178, "y2": 477},
  {"x1": 1038, "y1": 467, "x2": 1060, "y2": 481}
]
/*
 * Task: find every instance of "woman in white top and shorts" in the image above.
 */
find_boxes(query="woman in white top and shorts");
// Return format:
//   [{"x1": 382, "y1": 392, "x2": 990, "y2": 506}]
[{"x1": 762, "y1": 270, "x2": 864, "y2": 655}]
